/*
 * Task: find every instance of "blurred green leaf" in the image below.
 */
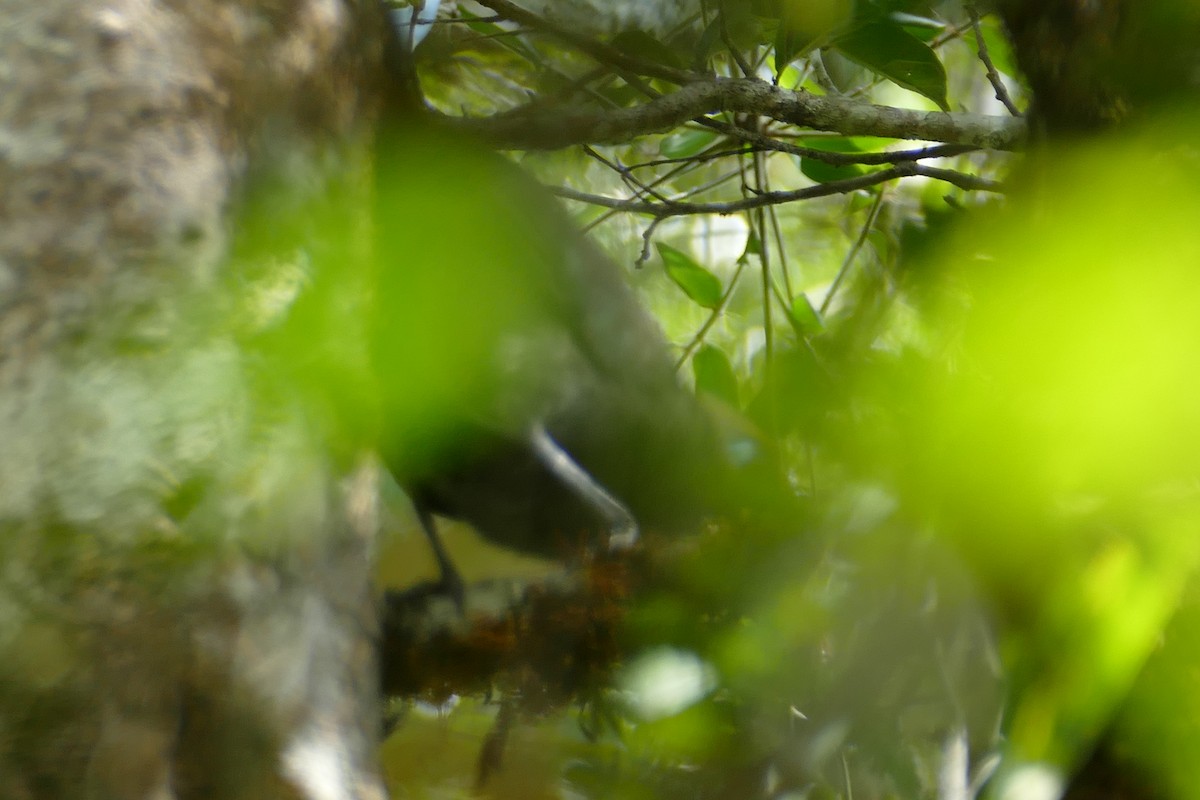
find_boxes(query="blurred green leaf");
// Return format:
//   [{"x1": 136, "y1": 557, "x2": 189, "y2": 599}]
[
  {"x1": 908, "y1": 113, "x2": 1200, "y2": 782},
  {"x1": 832, "y1": 20, "x2": 949, "y2": 110},
  {"x1": 693, "y1": 344, "x2": 740, "y2": 406},
  {"x1": 658, "y1": 243, "x2": 724, "y2": 309},
  {"x1": 775, "y1": 0, "x2": 854, "y2": 70},
  {"x1": 593, "y1": 80, "x2": 644, "y2": 108},
  {"x1": 611, "y1": 30, "x2": 684, "y2": 69},
  {"x1": 788, "y1": 293, "x2": 825, "y2": 336},
  {"x1": 774, "y1": 22, "x2": 810, "y2": 72},
  {"x1": 693, "y1": 16, "x2": 723, "y2": 67}
]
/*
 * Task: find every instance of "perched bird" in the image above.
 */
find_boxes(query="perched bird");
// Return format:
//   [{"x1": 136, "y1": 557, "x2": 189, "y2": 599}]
[
  {"x1": 372, "y1": 7, "x2": 769, "y2": 595},
  {"x1": 372, "y1": 130, "x2": 726, "y2": 588}
]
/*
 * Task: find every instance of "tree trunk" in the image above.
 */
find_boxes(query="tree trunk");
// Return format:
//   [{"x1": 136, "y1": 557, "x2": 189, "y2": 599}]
[{"x1": 0, "y1": 1, "x2": 389, "y2": 797}]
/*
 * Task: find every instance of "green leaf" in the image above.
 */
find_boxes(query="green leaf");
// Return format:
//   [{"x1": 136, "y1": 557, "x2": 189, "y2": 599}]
[
  {"x1": 659, "y1": 128, "x2": 719, "y2": 159},
  {"x1": 695, "y1": 4, "x2": 778, "y2": 64},
  {"x1": 798, "y1": 137, "x2": 868, "y2": 183},
  {"x1": 832, "y1": 20, "x2": 949, "y2": 110},
  {"x1": 775, "y1": 0, "x2": 853, "y2": 70},
  {"x1": 788, "y1": 293, "x2": 825, "y2": 336},
  {"x1": 658, "y1": 243, "x2": 724, "y2": 309},
  {"x1": 693, "y1": 345, "x2": 740, "y2": 406},
  {"x1": 774, "y1": 20, "x2": 814, "y2": 72},
  {"x1": 693, "y1": 17, "x2": 724, "y2": 68}
]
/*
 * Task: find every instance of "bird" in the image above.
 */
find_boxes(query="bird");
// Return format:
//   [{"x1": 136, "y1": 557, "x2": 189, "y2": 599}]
[{"x1": 371, "y1": 5, "x2": 765, "y2": 598}]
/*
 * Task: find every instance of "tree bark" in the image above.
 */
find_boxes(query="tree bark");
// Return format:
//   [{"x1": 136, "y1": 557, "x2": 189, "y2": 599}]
[{"x1": 0, "y1": 1, "x2": 389, "y2": 797}]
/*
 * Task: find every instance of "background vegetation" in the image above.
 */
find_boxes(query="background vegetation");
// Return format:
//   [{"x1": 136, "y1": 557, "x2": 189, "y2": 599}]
[{"x1": 374, "y1": 2, "x2": 1200, "y2": 799}]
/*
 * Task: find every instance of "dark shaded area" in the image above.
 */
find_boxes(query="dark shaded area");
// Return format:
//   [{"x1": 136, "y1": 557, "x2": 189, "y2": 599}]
[{"x1": 995, "y1": 0, "x2": 1200, "y2": 133}]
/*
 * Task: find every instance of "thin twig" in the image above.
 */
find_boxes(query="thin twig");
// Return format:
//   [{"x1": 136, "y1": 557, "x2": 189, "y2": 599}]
[
  {"x1": 719, "y1": 5, "x2": 755, "y2": 79},
  {"x1": 913, "y1": 164, "x2": 1004, "y2": 192},
  {"x1": 580, "y1": 154, "x2": 719, "y2": 234},
  {"x1": 550, "y1": 162, "x2": 1001, "y2": 220},
  {"x1": 821, "y1": 188, "x2": 886, "y2": 315},
  {"x1": 752, "y1": 145, "x2": 776, "y2": 426},
  {"x1": 637, "y1": 218, "x2": 664, "y2": 266},
  {"x1": 583, "y1": 146, "x2": 675, "y2": 205},
  {"x1": 697, "y1": 117, "x2": 983, "y2": 165},
  {"x1": 967, "y1": 4, "x2": 1022, "y2": 116}
]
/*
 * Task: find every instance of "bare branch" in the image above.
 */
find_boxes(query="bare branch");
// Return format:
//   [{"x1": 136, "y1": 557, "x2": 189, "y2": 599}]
[
  {"x1": 912, "y1": 164, "x2": 1005, "y2": 192},
  {"x1": 968, "y1": 4, "x2": 1023, "y2": 117},
  {"x1": 548, "y1": 162, "x2": 1000, "y2": 220}
]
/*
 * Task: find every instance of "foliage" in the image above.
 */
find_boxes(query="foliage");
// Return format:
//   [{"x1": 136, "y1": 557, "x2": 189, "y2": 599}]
[{"x1": 377, "y1": 2, "x2": 1200, "y2": 799}]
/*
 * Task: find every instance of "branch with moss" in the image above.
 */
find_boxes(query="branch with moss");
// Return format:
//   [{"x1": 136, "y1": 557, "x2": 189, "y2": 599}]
[{"x1": 379, "y1": 557, "x2": 631, "y2": 702}]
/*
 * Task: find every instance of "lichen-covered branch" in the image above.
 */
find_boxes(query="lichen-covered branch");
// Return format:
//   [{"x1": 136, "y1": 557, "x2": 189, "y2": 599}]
[{"x1": 448, "y1": 77, "x2": 1028, "y2": 152}]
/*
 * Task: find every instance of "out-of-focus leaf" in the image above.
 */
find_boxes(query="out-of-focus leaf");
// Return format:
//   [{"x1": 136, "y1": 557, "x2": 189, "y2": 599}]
[
  {"x1": 832, "y1": 20, "x2": 949, "y2": 110},
  {"x1": 693, "y1": 16, "x2": 723, "y2": 68},
  {"x1": 746, "y1": 345, "x2": 827, "y2": 437},
  {"x1": 775, "y1": 0, "x2": 853, "y2": 69},
  {"x1": 909, "y1": 112, "x2": 1200, "y2": 781},
  {"x1": 774, "y1": 24, "x2": 806, "y2": 72},
  {"x1": 693, "y1": 344, "x2": 740, "y2": 406},
  {"x1": 610, "y1": 30, "x2": 684, "y2": 69},
  {"x1": 696, "y1": 3, "x2": 777, "y2": 61},
  {"x1": 788, "y1": 293, "x2": 825, "y2": 336},
  {"x1": 658, "y1": 243, "x2": 724, "y2": 309},
  {"x1": 594, "y1": 81, "x2": 643, "y2": 108},
  {"x1": 774, "y1": 22, "x2": 809, "y2": 72},
  {"x1": 819, "y1": 47, "x2": 868, "y2": 92},
  {"x1": 659, "y1": 128, "x2": 719, "y2": 159}
]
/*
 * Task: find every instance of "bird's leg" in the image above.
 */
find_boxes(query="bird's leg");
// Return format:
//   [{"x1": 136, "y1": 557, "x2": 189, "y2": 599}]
[
  {"x1": 415, "y1": 503, "x2": 466, "y2": 609},
  {"x1": 528, "y1": 423, "x2": 639, "y2": 551}
]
